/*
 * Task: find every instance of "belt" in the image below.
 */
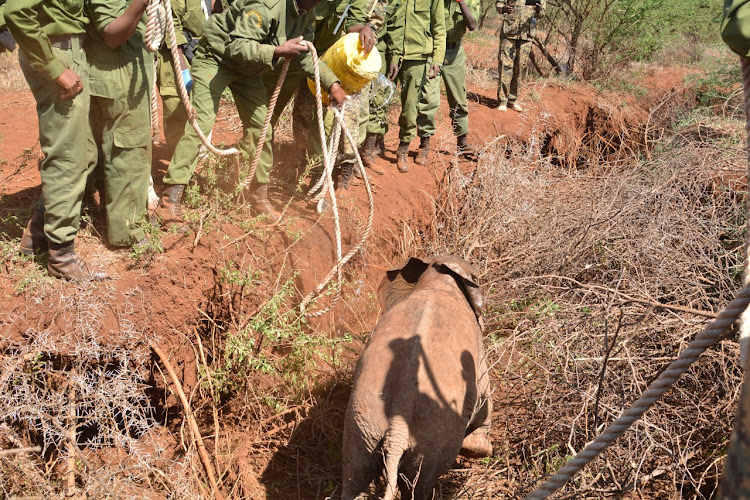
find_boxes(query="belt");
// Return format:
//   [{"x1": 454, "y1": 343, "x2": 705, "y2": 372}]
[
  {"x1": 47, "y1": 34, "x2": 83, "y2": 50},
  {"x1": 446, "y1": 41, "x2": 461, "y2": 50}
]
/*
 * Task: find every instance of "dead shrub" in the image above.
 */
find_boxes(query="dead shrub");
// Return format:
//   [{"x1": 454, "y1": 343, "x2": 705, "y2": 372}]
[{"x1": 412, "y1": 112, "x2": 746, "y2": 497}]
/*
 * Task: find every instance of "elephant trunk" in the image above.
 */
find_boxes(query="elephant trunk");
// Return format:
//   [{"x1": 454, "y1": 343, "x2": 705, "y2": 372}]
[{"x1": 382, "y1": 415, "x2": 409, "y2": 500}]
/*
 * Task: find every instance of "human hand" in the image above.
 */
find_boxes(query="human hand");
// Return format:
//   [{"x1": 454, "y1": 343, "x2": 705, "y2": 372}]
[
  {"x1": 273, "y1": 36, "x2": 308, "y2": 59},
  {"x1": 428, "y1": 64, "x2": 440, "y2": 79},
  {"x1": 181, "y1": 68, "x2": 193, "y2": 93},
  {"x1": 359, "y1": 26, "x2": 376, "y2": 55},
  {"x1": 503, "y1": 5, "x2": 514, "y2": 14},
  {"x1": 329, "y1": 82, "x2": 347, "y2": 106},
  {"x1": 388, "y1": 61, "x2": 399, "y2": 80},
  {"x1": 55, "y1": 68, "x2": 83, "y2": 100}
]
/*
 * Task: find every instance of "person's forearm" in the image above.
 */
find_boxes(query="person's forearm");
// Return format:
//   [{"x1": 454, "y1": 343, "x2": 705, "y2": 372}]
[
  {"x1": 101, "y1": 0, "x2": 148, "y2": 49},
  {"x1": 458, "y1": 1, "x2": 476, "y2": 31}
]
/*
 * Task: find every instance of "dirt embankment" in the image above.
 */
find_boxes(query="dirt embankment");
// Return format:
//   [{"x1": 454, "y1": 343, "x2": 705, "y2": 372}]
[{"x1": 0, "y1": 56, "x2": 696, "y2": 496}]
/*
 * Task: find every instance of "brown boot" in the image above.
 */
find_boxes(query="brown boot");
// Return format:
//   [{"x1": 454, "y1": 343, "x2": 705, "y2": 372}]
[
  {"x1": 153, "y1": 184, "x2": 188, "y2": 231},
  {"x1": 415, "y1": 136, "x2": 430, "y2": 166},
  {"x1": 457, "y1": 134, "x2": 476, "y2": 156},
  {"x1": 247, "y1": 182, "x2": 282, "y2": 223},
  {"x1": 47, "y1": 241, "x2": 108, "y2": 281},
  {"x1": 361, "y1": 134, "x2": 385, "y2": 175},
  {"x1": 20, "y1": 209, "x2": 46, "y2": 256},
  {"x1": 396, "y1": 142, "x2": 410, "y2": 173}
]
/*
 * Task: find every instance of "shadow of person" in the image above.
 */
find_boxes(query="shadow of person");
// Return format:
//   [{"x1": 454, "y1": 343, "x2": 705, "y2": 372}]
[{"x1": 376, "y1": 336, "x2": 479, "y2": 500}]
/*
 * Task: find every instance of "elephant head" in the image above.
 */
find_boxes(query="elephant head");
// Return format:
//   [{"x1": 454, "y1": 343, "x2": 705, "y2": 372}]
[{"x1": 377, "y1": 255, "x2": 483, "y2": 326}]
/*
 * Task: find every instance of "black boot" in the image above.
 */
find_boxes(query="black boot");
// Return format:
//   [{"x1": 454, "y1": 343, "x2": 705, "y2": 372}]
[
  {"x1": 20, "y1": 209, "x2": 46, "y2": 256},
  {"x1": 457, "y1": 134, "x2": 476, "y2": 156},
  {"x1": 153, "y1": 184, "x2": 188, "y2": 231},
  {"x1": 47, "y1": 241, "x2": 108, "y2": 281}
]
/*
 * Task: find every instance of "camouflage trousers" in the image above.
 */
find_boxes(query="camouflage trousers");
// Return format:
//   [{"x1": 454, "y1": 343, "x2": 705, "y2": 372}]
[{"x1": 496, "y1": 37, "x2": 531, "y2": 105}]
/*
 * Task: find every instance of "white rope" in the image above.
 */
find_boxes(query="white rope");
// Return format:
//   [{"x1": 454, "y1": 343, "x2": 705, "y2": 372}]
[{"x1": 145, "y1": 0, "x2": 238, "y2": 156}]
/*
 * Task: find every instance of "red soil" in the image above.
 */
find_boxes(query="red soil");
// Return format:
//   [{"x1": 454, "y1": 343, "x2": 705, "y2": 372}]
[{"x1": 0, "y1": 54, "x2": 695, "y2": 497}]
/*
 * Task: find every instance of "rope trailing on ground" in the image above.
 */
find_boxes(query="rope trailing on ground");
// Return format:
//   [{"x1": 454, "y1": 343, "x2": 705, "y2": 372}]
[
  {"x1": 525, "y1": 285, "x2": 750, "y2": 499},
  {"x1": 231, "y1": 39, "x2": 374, "y2": 316},
  {"x1": 144, "y1": 0, "x2": 238, "y2": 156},
  {"x1": 296, "y1": 42, "x2": 375, "y2": 316}
]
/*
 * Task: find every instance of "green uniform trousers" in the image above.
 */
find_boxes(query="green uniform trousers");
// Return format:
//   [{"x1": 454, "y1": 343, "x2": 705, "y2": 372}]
[
  {"x1": 496, "y1": 37, "x2": 530, "y2": 105},
  {"x1": 418, "y1": 44, "x2": 469, "y2": 137},
  {"x1": 19, "y1": 37, "x2": 94, "y2": 245},
  {"x1": 165, "y1": 49, "x2": 271, "y2": 186},
  {"x1": 397, "y1": 59, "x2": 430, "y2": 143},
  {"x1": 157, "y1": 47, "x2": 189, "y2": 158},
  {"x1": 89, "y1": 50, "x2": 152, "y2": 246},
  {"x1": 267, "y1": 62, "x2": 325, "y2": 158}
]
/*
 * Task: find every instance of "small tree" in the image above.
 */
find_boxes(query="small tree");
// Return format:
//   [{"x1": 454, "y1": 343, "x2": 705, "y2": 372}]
[{"x1": 533, "y1": 0, "x2": 721, "y2": 79}]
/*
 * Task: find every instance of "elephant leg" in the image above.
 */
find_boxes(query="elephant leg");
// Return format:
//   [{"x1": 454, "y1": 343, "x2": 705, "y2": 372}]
[
  {"x1": 461, "y1": 355, "x2": 493, "y2": 458},
  {"x1": 341, "y1": 455, "x2": 378, "y2": 500}
]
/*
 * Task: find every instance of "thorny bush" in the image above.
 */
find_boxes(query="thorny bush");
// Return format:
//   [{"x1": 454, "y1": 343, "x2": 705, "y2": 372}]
[{"x1": 414, "y1": 108, "x2": 747, "y2": 497}]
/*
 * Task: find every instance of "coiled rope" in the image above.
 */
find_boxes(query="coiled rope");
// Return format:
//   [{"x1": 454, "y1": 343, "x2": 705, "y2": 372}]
[
  {"x1": 145, "y1": 0, "x2": 238, "y2": 156},
  {"x1": 526, "y1": 56, "x2": 750, "y2": 500}
]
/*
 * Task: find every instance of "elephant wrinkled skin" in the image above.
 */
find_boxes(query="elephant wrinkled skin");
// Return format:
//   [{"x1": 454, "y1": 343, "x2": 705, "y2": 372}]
[{"x1": 341, "y1": 256, "x2": 493, "y2": 500}]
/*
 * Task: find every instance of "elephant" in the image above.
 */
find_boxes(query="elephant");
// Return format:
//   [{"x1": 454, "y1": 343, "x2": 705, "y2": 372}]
[{"x1": 341, "y1": 255, "x2": 493, "y2": 500}]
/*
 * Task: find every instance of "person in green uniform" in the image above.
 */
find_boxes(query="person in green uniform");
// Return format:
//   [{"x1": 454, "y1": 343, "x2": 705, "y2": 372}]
[
  {"x1": 495, "y1": 0, "x2": 544, "y2": 112},
  {"x1": 86, "y1": 0, "x2": 153, "y2": 248},
  {"x1": 7, "y1": 0, "x2": 107, "y2": 280},
  {"x1": 153, "y1": 0, "x2": 346, "y2": 226},
  {"x1": 157, "y1": 0, "x2": 210, "y2": 157},
  {"x1": 265, "y1": 0, "x2": 388, "y2": 189},
  {"x1": 393, "y1": 0, "x2": 445, "y2": 173},
  {"x1": 417, "y1": 0, "x2": 477, "y2": 155},
  {"x1": 360, "y1": 0, "x2": 402, "y2": 170}
]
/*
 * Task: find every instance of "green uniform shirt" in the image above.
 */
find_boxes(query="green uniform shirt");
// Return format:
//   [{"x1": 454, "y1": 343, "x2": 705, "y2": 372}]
[
  {"x1": 172, "y1": 0, "x2": 208, "y2": 46},
  {"x1": 0, "y1": 1, "x2": 7, "y2": 31},
  {"x1": 86, "y1": 0, "x2": 148, "y2": 59},
  {"x1": 202, "y1": 0, "x2": 338, "y2": 89},
  {"x1": 313, "y1": 0, "x2": 389, "y2": 56},
  {"x1": 379, "y1": 0, "x2": 404, "y2": 65},
  {"x1": 5, "y1": 0, "x2": 88, "y2": 80},
  {"x1": 495, "y1": 0, "x2": 544, "y2": 39},
  {"x1": 399, "y1": 0, "x2": 445, "y2": 65},
  {"x1": 444, "y1": 0, "x2": 476, "y2": 43}
]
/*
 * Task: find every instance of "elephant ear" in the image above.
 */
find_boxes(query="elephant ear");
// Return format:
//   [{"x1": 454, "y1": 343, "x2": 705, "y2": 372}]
[
  {"x1": 377, "y1": 257, "x2": 430, "y2": 310},
  {"x1": 433, "y1": 256, "x2": 484, "y2": 326}
]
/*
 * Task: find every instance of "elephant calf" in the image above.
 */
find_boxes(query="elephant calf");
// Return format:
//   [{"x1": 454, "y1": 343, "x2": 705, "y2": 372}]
[{"x1": 342, "y1": 256, "x2": 493, "y2": 500}]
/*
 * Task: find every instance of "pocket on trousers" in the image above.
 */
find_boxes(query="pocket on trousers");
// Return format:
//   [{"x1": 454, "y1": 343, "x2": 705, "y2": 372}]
[
  {"x1": 90, "y1": 78, "x2": 117, "y2": 99},
  {"x1": 114, "y1": 127, "x2": 150, "y2": 150}
]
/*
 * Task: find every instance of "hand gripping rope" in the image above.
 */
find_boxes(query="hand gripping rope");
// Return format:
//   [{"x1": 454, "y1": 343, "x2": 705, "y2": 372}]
[
  {"x1": 235, "y1": 40, "x2": 374, "y2": 317},
  {"x1": 525, "y1": 56, "x2": 750, "y2": 500},
  {"x1": 145, "y1": 0, "x2": 238, "y2": 156}
]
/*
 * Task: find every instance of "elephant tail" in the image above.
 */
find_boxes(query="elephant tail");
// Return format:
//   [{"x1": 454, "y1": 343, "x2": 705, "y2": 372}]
[{"x1": 382, "y1": 414, "x2": 409, "y2": 500}]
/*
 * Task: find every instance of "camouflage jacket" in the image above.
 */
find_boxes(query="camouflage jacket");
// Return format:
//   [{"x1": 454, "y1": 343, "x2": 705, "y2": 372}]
[{"x1": 495, "y1": 0, "x2": 544, "y2": 40}]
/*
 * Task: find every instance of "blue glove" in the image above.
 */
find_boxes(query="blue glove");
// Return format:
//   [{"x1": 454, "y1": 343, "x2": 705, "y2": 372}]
[{"x1": 181, "y1": 68, "x2": 193, "y2": 93}]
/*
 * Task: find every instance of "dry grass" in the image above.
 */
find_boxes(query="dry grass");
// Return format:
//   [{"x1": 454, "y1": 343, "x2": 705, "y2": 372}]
[
  {"x1": 404, "y1": 102, "x2": 747, "y2": 498},
  {"x1": 0, "y1": 49, "x2": 26, "y2": 93}
]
